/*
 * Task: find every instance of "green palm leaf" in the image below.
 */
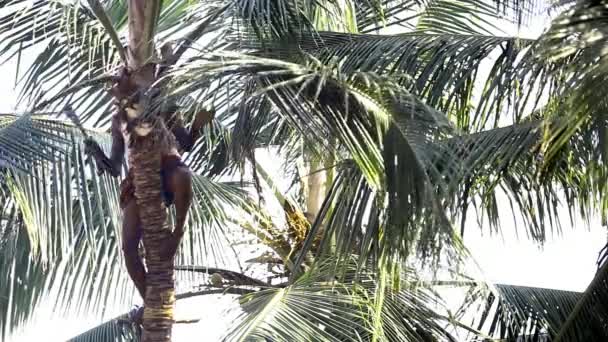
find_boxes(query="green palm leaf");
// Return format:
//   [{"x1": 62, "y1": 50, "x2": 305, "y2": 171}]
[
  {"x1": 535, "y1": 0, "x2": 608, "y2": 168},
  {"x1": 226, "y1": 258, "x2": 460, "y2": 341},
  {"x1": 0, "y1": 114, "x2": 251, "y2": 337},
  {"x1": 0, "y1": 135, "x2": 131, "y2": 339},
  {"x1": 67, "y1": 315, "x2": 139, "y2": 342},
  {"x1": 470, "y1": 283, "x2": 608, "y2": 341},
  {"x1": 234, "y1": 30, "x2": 558, "y2": 132},
  {"x1": 553, "y1": 258, "x2": 608, "y2": 341},
  {"x1": 167, "y1": 53, "x2": 469, "y2": 267},
  {"x1": 0, "y1": 114, "x2": 76, "y2": 171}
]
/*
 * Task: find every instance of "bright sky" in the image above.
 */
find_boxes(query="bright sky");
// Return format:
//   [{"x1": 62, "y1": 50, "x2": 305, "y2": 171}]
[{"x1": 3, "y1": 11, "x2": 607, "y2": 342}]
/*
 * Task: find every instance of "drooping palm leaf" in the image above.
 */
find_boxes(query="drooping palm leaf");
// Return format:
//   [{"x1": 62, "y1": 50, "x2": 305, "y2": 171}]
[
  {"x1": 167, "y1": 53, "x2": 470, "y2": 269},
  {"x1": 351, "y1": 0, "x2": 542, "y2": 33},
  {"x1": 85, "y1": 0, "x2": 128, "y2": 64},
  {"x1": 170, "y1": 49, "x2": 608, "y2": 270},
  {"x1": 0, "y1": 113, "x2": 252, "y2": 337},
  {"x1": 0, "y1": 1, "x2": 120, "y2": 121},
  {"x1": 168, "y1": 48, "x2": 606, "y2": 272},
  {"x1": 552, "y1": 256, "x2": 608, "y2": 341},
  {"x1": 1, "y1": 0, "x2": 230, "y2": 128},
  {"x1": 233, "y1": 30, "x2": 560, "y2": 132},
  {"x1": 175, "y1": 175, "x2": 251, "y2": 271},
  {"x1": 469, "y1": 283, "x2": 608, "y2": 341},
  {"x1": 67, "y1": 315, "x2": 140, "y2": 342},
  {"x1": 227, "y1": 0, "x2": 318, "y2": 41},
  {"x1": 225, "y1": 258, "x2": 461, "y2": 341},
  {"x1": 437, "y1": 116, "x2": 602, "y2": 238},
  {"x1": 415, "y1": 0, "x2": 504, "y2": 35},
  {"x1": 535, "y1": 0, "x2": 608, "y2": 170},
  {"x1": 0, "y1": 136, "x2": 132, "y2": 339},
  {"x1": 0, "y1": 114, "x2": 76, "y2": 171}
]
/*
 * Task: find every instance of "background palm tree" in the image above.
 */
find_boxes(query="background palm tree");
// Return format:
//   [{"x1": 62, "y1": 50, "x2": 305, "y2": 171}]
[{"x1": 0, "y1": 0, "x2": 607, "y2": 341}]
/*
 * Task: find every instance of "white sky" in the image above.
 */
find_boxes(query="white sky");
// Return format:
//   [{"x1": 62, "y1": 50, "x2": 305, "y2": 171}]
[{"x1": 3, "y1": 10, "x2": 607, "y2": 342}]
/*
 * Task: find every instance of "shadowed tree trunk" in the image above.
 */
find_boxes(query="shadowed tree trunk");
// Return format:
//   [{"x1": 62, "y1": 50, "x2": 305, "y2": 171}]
[{"x1": 126, "y1": 1, "x2": 175, "y2": 341}]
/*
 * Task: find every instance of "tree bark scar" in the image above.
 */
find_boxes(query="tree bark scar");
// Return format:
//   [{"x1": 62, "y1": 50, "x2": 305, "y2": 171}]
[{"x1": 129, "y1": 135, "x2": 175, "y2": 342}]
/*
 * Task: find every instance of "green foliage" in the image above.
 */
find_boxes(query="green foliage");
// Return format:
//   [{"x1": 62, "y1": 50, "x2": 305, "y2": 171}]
[
  {"x1": 1, "y1": 0, "x2": 608, "y2": 340},
  {"x1": 226, "y1": 258, "x2": 460, "y2": 342}
]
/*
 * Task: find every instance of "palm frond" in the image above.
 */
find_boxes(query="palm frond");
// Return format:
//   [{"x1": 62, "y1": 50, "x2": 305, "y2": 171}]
[
  {"x1": 171, "y1": 2, "x2": 231, "y2": 61},
  {"x1": 225, "y1": 258, "x2": 460, "y2": 341},
  {"x1": 226, "y1": 0, "x2": 317, "y2": 41},
  {"x1": 0, "y1": 0, "x2": 80, "y2": 61},
  {"x1": 553, "y1": 257, "x2": 608, "y2": 341},
  {"x1": 0, "y1": 113, "x2": 251, "y2": 336},
  {"x1": 168, "y1": 53, "x2": 469, "y2": 268},
  {"x1": 175, "y1": 175, "x2": 251, "y2": 271},
  {"x1": 0, "y1": 114, "x2": 76, "y2": 171},
  {"x1": 354, "y1": 0, "x2": 422, "y2": 33},
  {"x1": 85, "y1": 0, "x2": 127, "y2": 64},
  {"x1": 0, "y1": 0, "x2": 230, "y2": 127},
  {"x1": 67, "y1": 315, "x2": 139, "y2": 342},
  {"x1": 174, "y1": 49, "x2": 608, "y2": 271},
  {"x1": 535, "y1": 0, "x2": 608, "y2": 167},
  {"x1": 415, "y1": 0, "x2": 504, "y2": 35},
  {"x1": 234, "y1": 30, "x2": 558, "y2": 132},
  {"x1": 0, "y1": 134, "x2": 133, "y2": 338},
  {"x1": 351, "y1": 0, "x2": 543, "y2": 33},
  {"x1": 469, "y1": 283, "x2": 608, "y2": 341},
  {"x1": 438, "y1": 118, "x2": 565, "y2": 238},
  {"x1": 0, "y1": 0, "x2": 120, "y2": 122}
]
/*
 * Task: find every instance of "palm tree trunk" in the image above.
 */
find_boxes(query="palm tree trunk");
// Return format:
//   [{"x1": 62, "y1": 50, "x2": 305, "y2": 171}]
[
  {"x1": 126, "y1": 1, "x2": 175, "y2": 341},
  {"x1": 303, "y1": 145, "x2": 334, "y2": 221},
  {"x1": 305, "y1": 157, "x2": 327, "y2": 220},
  {"x1": 129, "y1": 139, "x2": 175, "y2": 341}
]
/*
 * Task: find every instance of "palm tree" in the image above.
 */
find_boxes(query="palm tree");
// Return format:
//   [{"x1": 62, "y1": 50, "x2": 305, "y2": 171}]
[{"x1": 1, "y1": 0, "x2": 607, "y2": 341}]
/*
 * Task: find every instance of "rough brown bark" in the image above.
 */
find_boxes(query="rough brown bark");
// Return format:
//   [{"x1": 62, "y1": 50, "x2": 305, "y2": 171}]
[
  {"x1": 129, "y1": 136, "x2": 175, "y2": 342},
  {"x1": 126, "y1": 1, "x2": 175, "y2": 341}
]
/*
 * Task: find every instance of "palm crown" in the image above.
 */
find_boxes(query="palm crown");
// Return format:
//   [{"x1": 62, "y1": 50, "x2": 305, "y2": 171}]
[{"x1": 0, "y1": 0, "x2": 607, "y2": 340}]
